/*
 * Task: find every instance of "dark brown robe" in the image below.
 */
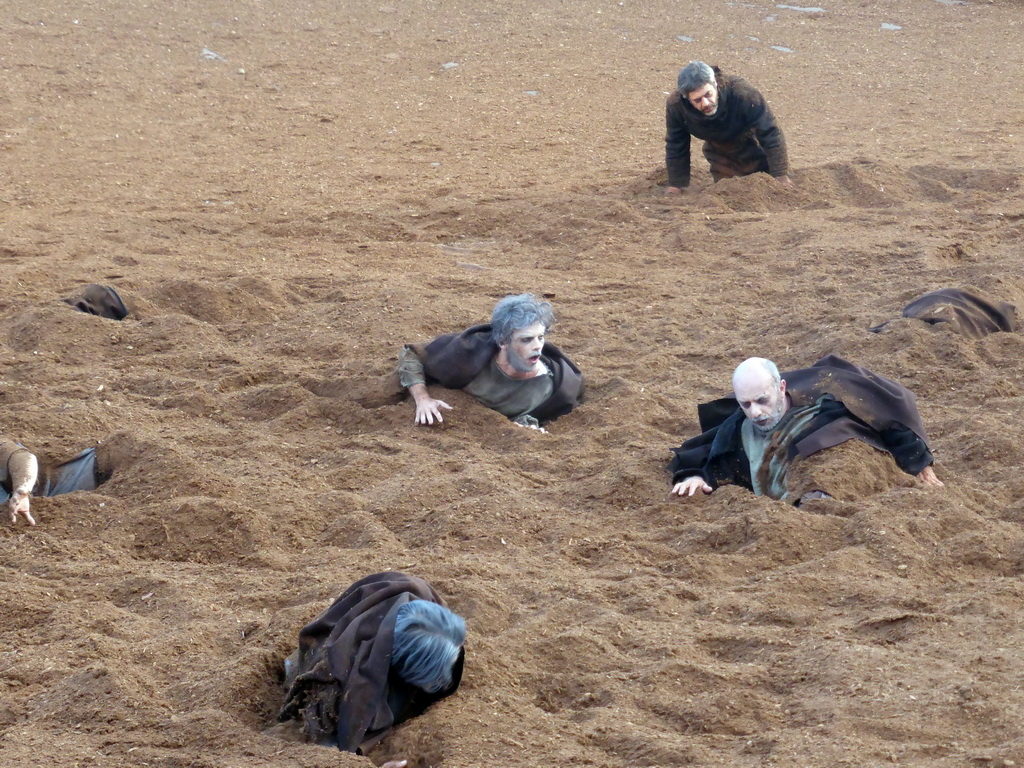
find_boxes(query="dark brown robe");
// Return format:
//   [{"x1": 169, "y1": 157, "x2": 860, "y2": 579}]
[
  {"x1": 869, "y1": 287, "x2": 1017, "y2": 339},
  {"x1": 668, "y1": 356, "x2": 934, "y2": 498},
  {"x1": 62, "y1": 284, "x2": 129, "y2": 320},
  {"x1": 406, "y1": 323, "x2": 584, "y2": 425},
  {"x1": 277, "y1": 572, "x2": 464, "y2": 753}
]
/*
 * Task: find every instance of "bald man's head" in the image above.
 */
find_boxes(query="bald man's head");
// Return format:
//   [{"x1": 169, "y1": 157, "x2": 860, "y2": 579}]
[{"x1": 732, "y1": 357, "x2": 788, "y2": 433}]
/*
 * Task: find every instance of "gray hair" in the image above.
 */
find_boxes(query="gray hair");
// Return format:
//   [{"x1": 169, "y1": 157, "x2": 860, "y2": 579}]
[
  {"x1": 490, "y1": 294, "x2": 554, "y2": 346},
  {"x1": 677, "y1": 61, "x2": 715, "y2": 95},
  {"x1": 392, "y1": 600, "x2": 466, "y2": 694}
]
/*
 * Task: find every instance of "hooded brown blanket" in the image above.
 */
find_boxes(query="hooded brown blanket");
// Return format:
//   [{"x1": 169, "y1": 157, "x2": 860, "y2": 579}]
[
  {"x1": 277, "y1": 572, "x2": 464, "y2": 753},
  {"x1": 869, "y1": 287, "x2": 1018, "y2": 339},
  {"x1": 63, "y1": 284, "x2": 129, "y2": 320},
  {"x1": 407, "y1": 323, "x2": 584, "y2": 424},
  {"x1": 668, "y1": 355, "x2": 934, "y2": 494}
]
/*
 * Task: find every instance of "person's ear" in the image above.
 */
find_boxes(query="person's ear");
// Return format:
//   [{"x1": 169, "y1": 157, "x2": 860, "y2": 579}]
[{"x1": 779, "y1": 379, "x2": 787, "y2": 396}]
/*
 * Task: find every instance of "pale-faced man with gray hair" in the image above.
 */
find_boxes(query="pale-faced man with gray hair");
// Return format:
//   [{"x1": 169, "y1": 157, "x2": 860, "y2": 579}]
[
  {"x1": 665, "y1": 60, "x2": 792, "y2": 194},
  {"x1": 668, "y1": 355, "x2": 943, "y2": 504},
  {"x1": 396, "y1": 293, "x2": 584, "y2": 429}
]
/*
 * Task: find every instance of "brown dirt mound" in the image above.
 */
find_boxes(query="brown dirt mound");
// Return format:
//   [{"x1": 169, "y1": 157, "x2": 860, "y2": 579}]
[{"x1": 3, "y1": 0, "x2": 1024, "y2": 767}]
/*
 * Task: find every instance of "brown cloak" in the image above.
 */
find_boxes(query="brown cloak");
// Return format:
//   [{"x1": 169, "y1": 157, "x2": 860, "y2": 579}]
[
  {"x1": 869, "y1": 287, "x2": 1017, "y2": 339},
  {"x1": 62, "y1": 284, "x2": 129, "y2": 320},
  {"x1": 277, "y1": 572, "x2": 464, "y2": 753}
]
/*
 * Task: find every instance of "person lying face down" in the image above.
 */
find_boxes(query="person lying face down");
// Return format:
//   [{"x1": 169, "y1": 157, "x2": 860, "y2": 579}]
[
  {"x1": 1, "y1": 439, "x2": 109, "y2": 526},
  {"x1": 396, "y1": 293, "x2": 584, "y2": 430},
  {"x1": 278, "y1": 572, "x2": 466, "y2": 755},
  {"x1": 668, "y1": 355, "x2": 944, "y2": 504}
]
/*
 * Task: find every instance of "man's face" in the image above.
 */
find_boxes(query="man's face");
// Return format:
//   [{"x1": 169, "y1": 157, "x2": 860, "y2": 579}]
[
  {"x1": 687, "y1": 81, "x2": 719, "y2": 116},
  {"x1": 734, "y1": 374, "x2": 787, "y2": 434},
  {"x1": 502, "y1": 322, "x2": 546, "y2": 374}
]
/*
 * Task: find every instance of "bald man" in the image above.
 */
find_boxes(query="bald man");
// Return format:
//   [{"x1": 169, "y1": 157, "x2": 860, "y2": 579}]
[{"x1": 668, "y1": 356, "x2": 942, "y2": 503}]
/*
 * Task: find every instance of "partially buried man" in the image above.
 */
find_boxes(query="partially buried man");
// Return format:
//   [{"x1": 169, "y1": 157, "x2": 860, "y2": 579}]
[
  {"x1": 277, "y1": 572, "x2": 465, "y2": 756},
  {"x1": 665, "y1": 60, "x2": 792, "y2": 194},
  {"x1": 397, "y1": 293, "x2": 584, "y2": 429},
  {"x1": 2, "y1": 438, "x2": 112, "y2": 526},
  {"x1": 668, "y1": 356, "x2": 943, "y2": 504}
]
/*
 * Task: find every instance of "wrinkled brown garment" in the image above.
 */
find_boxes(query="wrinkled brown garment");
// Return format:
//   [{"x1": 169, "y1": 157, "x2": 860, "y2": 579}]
[
  {"x1": 869, "y1": 287, "x2": 1017, "y2": 339},
  {"x1": 63, "y1": 284, "x2": 129, "y2": 320},
  {"x1": 277, "y1": 572, "x2": 464, "y2": 753}
]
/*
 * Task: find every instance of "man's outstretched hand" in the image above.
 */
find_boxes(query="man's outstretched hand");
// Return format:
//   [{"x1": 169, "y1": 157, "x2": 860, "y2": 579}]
[
  {"x1": 671, "y1": 476, "x2": 713, "y2": 496},
  {"x1": 917, "y1": 465, "x2": 944, "y2": 487},
  {"x1": 414, "y1": 398, "x2": 453, "y2": 425},
  {"x1": 7, "y1": 491, "x2": 36, "y2": 526}
]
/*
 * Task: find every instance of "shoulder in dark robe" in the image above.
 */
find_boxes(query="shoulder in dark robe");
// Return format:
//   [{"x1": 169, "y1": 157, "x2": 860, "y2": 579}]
[
  {"x1": 869, "y1": 287, "x2": 1017, "y2": 339},
  {"x1": 406, "y1": 323, "x2": 584, "y2": 424},
  {"x1": 668, "y1": 356, "x2": 934, "y2": 491},
  {"x1": 277, "y1": 571, "x2": 464, "y2": 754}
]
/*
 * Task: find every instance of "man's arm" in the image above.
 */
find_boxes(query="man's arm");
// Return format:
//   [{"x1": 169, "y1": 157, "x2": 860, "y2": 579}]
[
  {"x1": 880, "y1": 425, "x2": 941, "y2": 484},
  {"x1": 2, "y1": 443, "x2": 39, "y2": 526},
  {"x1": 749, "y1": 98, "x2": 790, "y2": 182},
  {"x1": 665, "y1": 97, "x2": 693, "y2": 192},
  {"x1": 668, "y1": 425, "x2": 724, "y2": 498},
  {"x1": 398, "y1": 346, "x2": 453, "y2": 426}
]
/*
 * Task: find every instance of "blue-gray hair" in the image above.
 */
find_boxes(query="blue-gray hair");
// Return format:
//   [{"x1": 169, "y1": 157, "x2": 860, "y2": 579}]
[
  {"x1": 490, "y1": 294, "x2": 555, "y2": 346},
  {"x1": 677, "y1": 61, "x2": 715, "y2": 95},
  {"x1": 392, "y1": 600, "x2": 466, "y2": 694}
]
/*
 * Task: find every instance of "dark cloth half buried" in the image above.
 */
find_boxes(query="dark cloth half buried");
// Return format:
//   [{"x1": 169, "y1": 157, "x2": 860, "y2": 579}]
[
  {"x1": 869, "y1": 287, "x2": 1017, "y2": 339},
  {"x1": 277, "y1": 572, "x2": 464, "y2": 753},
  {"x1": 668, "y1": 355, "x2": 934, "y2": 503},
  {"x1": 407, "y1": 323, "x2": 584, "y2": 425},
  {"x1": 63, "y1": 284, "x2": 129, "y2": 320},
  {"x1": 0, "y1": 446, "x2": 105, "y2": 504}
]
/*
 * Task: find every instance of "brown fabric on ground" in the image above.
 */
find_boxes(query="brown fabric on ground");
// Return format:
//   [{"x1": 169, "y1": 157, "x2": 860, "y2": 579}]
[
  {"x1": 869, "y1": 287, "x2": 1018, "y2": 339},
  {"x1": 277, "y1": 572, "x2": 464, "y2": 754},
  {"x1": 62, "y1": 284, "x2": 129, "y2": 320}
]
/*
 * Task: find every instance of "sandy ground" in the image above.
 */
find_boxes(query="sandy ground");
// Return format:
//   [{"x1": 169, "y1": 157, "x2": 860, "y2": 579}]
[{"x1": 3, "y1": 0, "x2": 1024, "y2": 766}]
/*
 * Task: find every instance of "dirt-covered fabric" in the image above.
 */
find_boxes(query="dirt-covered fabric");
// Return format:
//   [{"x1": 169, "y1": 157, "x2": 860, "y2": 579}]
[
  {"x1": 62, "y1": 284, "x2": 129, "y2": 320},
  {"x1": 870, "y1": 287, "x2": 1018, "y2": 338}
]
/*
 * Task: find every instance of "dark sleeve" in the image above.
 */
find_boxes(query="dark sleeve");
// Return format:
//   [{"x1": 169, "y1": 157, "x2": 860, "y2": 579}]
[
  {"x1": 665, "y1": 100, "x2": 692, "y2": 188},
  {"x1": 750, "y1": 98, "x2": 789, "y2": 177},
  {"x1": 879, "y1": 425, "x2": 934, "y2": 476},
  {"x1": 668, "y1": 428, "x2": 719, "y2": 487}
]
